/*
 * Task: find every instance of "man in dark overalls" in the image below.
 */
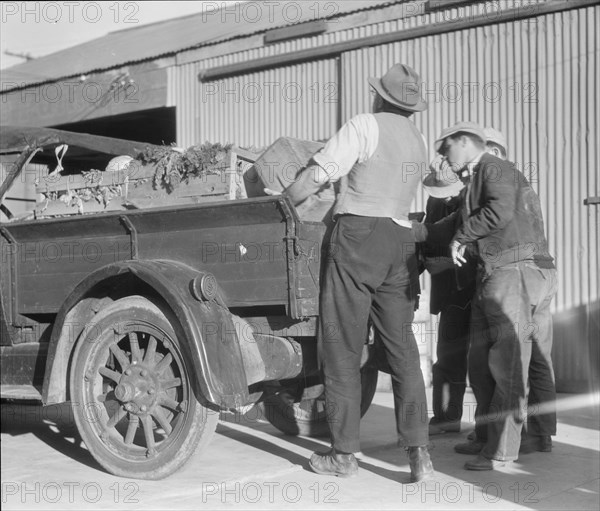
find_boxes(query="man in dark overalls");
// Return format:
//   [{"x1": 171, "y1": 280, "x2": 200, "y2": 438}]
[{"x1": 271, "y1": 64, "x2": 433, "y2": 482}]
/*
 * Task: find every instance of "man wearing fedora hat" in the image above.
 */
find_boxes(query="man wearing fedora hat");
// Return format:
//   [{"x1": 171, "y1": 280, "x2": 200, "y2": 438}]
[
  {"x1": 413, "y1": 121, "x2": 556, "y2": 471},
  {"x1": 421, "y1": 156, "x2": 476, "y2": 436},
  {"x1": 267, "y1": 63, "x2": 433, "y2": 481}
]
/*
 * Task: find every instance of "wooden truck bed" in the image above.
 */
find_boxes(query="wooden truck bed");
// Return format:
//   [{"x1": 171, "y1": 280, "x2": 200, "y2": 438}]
[{"x1": 1, "y1": 196, "x2": 325, "y2": 323}]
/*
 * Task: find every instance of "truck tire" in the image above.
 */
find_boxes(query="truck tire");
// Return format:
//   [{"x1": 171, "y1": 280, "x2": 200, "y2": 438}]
[
  {"x1": 69, "y1": 295, "x2": 218, "y2": 479},
  {"x1": 262, "y1": 366, "x2": 378, "y2": 437}
]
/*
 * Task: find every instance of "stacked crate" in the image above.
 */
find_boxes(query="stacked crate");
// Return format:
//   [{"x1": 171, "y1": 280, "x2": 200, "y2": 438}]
[{"x1": 34, "y1": 149, "x2": 252, "y2": 217}]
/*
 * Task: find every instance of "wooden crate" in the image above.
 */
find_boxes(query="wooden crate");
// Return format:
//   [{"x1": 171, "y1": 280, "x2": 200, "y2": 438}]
[
  {"x1": 35, "y1": 148, "x2": 257, "y2": 217},
  {"x1": 242, "y1": 137, "x2": 335, "y2": 223},
  {"x1": 244, "y1": 137, "x2": 324, "y2": 197}
]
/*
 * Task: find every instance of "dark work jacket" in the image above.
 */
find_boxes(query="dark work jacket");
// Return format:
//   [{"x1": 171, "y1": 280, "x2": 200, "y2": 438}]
[
  {"x1": 422, "y1": 196, "x2": 475, "y2": 314},
  {"x1": 414, "y1": 154, "x2": 555, "y2": 279},
  {"x1": 453, "y1": 153, "x2": 555, "y2": 276}
]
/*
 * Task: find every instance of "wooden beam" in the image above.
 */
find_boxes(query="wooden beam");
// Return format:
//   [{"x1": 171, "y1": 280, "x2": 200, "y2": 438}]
[
  {"x1": 264, "y1": 20, "x2": 328, "y2": 44},
  {"x1": 199, "y1": 0, "x2": 597, "y2": 82}
]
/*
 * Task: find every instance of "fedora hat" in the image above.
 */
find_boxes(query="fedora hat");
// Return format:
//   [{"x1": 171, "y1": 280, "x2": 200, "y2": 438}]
[
  {"x1": 434, "y1": 121, "x2": 486, "y2": 153},
  {"x1": 368, "y1": 64, "x2": 427, "y2": 112},
  {"x1": 422, "y1": 155, "x2": 465, "y2": 199}
]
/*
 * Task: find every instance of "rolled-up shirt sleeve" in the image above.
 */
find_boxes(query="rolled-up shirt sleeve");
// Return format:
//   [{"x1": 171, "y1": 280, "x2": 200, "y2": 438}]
[{"x1": 312, "y1": 113, "x2": 378, "y2": 183}]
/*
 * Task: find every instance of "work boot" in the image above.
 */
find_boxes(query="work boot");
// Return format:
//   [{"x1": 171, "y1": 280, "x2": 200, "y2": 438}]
[
  {"x1": 539, "y1": 435, "x2": 552, "y2": 452},
  {"x1": 407, "y1": 446, "x2": 434, "y2": 482},
  {"x1": 464, "y1": 454, "x2": 511, "y2": 471},
  {"x1": 520, "y1": 434, "x2": 552, "y2": 454},
  {"x1": 454, "y1": 439, "x2": 485, "y2": 455},
  {"x1": 429, "y1": 417, "x2": 461, "y2": 435},
  {"x1": 309, "y1": 449, "x2": 358, "y2": 478}
]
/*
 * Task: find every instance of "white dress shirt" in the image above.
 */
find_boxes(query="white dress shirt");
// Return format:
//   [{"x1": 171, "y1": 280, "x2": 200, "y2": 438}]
[{"x1": 311, "y1": 113, "x2": 423, "y2": 228}]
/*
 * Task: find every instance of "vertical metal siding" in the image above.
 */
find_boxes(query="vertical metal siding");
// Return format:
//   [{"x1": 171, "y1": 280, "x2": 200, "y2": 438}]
[
  {"x1": 175, "y1": 58, "x2": 338, "y2": 149},
  {"x1": 340, "y1": 6, "x2": 598, "y2": 390},
  {"x1": 172, "y1": 0, "x2": 550, "y2": 146},
  {"x1": 168, "y1": 1, "x2": 597, "y2": 390},
  {"x1": 341, "y1": 6, "x2": 598, "y2": 311}
]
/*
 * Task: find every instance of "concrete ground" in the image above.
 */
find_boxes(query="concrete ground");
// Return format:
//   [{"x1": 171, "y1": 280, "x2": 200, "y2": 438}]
[{"x1": 1, "y1": 386, "x2": 598, "y2": 510}]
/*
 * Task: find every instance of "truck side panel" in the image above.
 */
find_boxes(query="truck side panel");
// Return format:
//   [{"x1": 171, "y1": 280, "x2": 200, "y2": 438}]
[{"x1": 3, "y1": 198, "x2": 300, "y2": 320}]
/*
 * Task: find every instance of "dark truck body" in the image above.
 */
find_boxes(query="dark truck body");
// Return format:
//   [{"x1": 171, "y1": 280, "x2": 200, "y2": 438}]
[
  {"x1": 0, "y1": 126, "x2": 327, "y2": 401},
  {"x1": 1, "y1": 194, "x2": 325, "y2": 394},
  {"x1": 0, "y1": 194, "x2": 325, "y2": 386},
  {"x1": 0, "y1": 126, "x2": 376, "y2": 479}
]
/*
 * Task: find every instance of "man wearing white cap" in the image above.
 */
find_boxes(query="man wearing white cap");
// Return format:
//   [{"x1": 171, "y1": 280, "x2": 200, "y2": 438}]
[
  {"x1": 413, "y1": 121, "x2": 556, "y2": 470},
  {"x1": 267, "y1": 64, "x2": 433, "y2": 482},
  {"x1": 483, "y1": 127, "x2": 558, "y2": 455}
]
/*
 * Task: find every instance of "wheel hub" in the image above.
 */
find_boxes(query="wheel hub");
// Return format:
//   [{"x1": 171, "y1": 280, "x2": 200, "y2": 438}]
[{"x1": 114, "y1": 362, "x2": 159, "y2": 414}]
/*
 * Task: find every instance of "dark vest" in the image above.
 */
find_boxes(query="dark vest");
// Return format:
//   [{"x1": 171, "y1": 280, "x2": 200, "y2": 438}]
[{"x1": 333, "y1": 112, "x2": 427, "y2": 220}]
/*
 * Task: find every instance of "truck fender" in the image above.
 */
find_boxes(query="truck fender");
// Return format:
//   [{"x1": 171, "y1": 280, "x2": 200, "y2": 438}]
[{"x1": 43, "y1": 260, "x2": 250, "y2": 409}]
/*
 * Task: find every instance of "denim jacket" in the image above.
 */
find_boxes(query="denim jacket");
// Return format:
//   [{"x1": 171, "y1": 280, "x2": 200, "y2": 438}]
[{"x1": 452, "y1": 153, "x2": 555, "y2": 276}]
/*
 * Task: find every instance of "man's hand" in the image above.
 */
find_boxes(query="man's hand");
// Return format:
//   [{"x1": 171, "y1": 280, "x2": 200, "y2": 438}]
[
  {"x1": 450, "y1": 240, "x2": 467, "y2": 267},
  {"x1": 428, "y1": 154, "x2": 446, "y2": 174},
  {"x1": 264, "y1": 188, "x2": 282, "y2": 196}
]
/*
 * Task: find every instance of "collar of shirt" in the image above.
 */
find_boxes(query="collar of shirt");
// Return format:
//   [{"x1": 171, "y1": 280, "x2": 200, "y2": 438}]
[{"x1": 459, "y1": 151, "x2": 486, "y2": 181}]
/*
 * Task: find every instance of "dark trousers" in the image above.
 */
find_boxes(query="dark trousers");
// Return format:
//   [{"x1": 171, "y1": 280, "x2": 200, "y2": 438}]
[
  {"x1": 319, "y1": 215, "x2": 428, "y2": 453},
  {"x1": 469, "y1": 262, "x2": 558, "y2": 461},
  {"x1": 431, "y1": 301, "x2": 472, "y2": 423}
]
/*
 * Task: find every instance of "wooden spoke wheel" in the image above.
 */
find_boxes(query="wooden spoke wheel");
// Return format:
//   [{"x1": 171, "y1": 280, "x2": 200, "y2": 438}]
[{"x1": 70, "y1": 296, "x2": 218, "y2": 479}]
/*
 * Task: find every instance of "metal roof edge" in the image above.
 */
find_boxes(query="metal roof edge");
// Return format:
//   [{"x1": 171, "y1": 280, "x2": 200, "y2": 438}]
[{"x1": 1, "y1": 1, "x2": 403, "y2": 92}]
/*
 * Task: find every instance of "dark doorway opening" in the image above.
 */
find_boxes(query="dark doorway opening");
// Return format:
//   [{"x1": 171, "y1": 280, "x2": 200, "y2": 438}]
[{"x1": 52, "y1": 107, "x2": 176, "y2": 145}]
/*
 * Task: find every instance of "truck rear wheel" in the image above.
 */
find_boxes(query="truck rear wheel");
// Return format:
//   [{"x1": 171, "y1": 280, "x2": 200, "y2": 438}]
[
  {"x1": 69, "y1": 296, "x2": 218, "y2": 479},
  {"x1": 262, "y1": 366, "x2": 378, "y2": 437}
]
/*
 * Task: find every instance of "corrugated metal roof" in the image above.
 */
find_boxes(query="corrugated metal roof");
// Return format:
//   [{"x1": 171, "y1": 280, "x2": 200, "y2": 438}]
[{"x1": 1, "y1": 0, "x2": 398, "y2": 90}]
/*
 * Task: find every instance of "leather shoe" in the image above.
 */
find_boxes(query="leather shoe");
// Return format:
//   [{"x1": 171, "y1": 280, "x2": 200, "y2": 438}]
[
  {"x1": 309, "y1": 449, "x2": 358, "y2": 478},
  {"x1": 429, "y1": 418, "x2": 461, "y2": 435},
  {"x1": 454, "y1": 440, "x2": 485, "y2": 455},
  {"x1": 408, "y1": 446, "x2": 434, "y2": 482},
  {"x1": 465, "y1": 454, "x2": 509, "y2": 471},
  {"x1": 520, "y1": 435, "x2": 552, "y2": 454},
  {"x1": 539, "y1": 435, "x2": 552, "y2": 452}
]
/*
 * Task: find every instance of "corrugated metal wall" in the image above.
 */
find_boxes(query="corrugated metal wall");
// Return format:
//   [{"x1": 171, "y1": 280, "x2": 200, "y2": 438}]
[
  {"x1": 341, "y1": 5, "x2": 599, "y2": 311},
  {"x1": 339, "y1": 5, "x2": 599, "y2": 390},
  {"x1": 175, "y1": 58, "x2": 338, "y2": 149},
  {"x1": 171, "y1": 1, "x2": 598, "y2": 390},
  {"x1": 173, "y1": 0, "x2": 549, "y2": 148}
]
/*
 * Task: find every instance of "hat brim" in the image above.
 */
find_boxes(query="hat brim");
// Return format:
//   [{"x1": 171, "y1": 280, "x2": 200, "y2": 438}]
[
  {"x1": 435, "y1": 130, "x2": 486, "y2": 153},
  {"x1": 485, "y1": 136, "x2": 507, "y2": 152},
  {"x1": 368, "y1": 77, "x2": 427, "y2": 112},
  {"x1": 434, "y1": 137, "x2": 446, "y2": 153},
  {"x1": 422, "y1": 178, "x2": 464, "y2": 199}
]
